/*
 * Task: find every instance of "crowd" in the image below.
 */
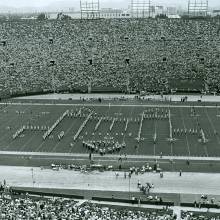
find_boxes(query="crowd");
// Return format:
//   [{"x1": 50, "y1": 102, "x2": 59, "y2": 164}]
[
  {"x1": 181, "y1": 211, "x2": 220, "y2": 220},
  {"x1": 0, "y1": 18, "x2": 219, "y2": 96},
  {"x1": 192, "y1": 195, "x2": 220, "y2": 209},
  {"x1": 83, "y1": 140, "x2": 126, "y2": 155},
  {"x1": 0, "y1": 196, "x2": 78, "y2": 219},
  {"x1": 78, "y1": 202, "x2": 175, "y2": 220},
  {"x1": 0, "y1": 192, "x2": 177, "y2": 220}
]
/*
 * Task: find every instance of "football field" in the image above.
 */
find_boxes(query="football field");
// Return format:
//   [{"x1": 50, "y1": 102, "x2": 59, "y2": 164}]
[{"x1": 0, "y1": 101, "x2": 220, "y2": 158}]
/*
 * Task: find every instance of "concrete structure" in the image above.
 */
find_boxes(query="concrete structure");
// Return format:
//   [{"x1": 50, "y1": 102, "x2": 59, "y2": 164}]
[
  {"x1": 212, "y1": 9, "x2": 220, "y2": 16},
  {"x1": 47, "y1": 8, "x2": 130, "y2": 19},
  {"x1": 167, "y1": 7, "x2": 177, "y2": 15}
]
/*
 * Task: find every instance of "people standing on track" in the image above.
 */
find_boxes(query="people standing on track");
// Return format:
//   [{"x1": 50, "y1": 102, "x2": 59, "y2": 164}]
[{"x1": 115, "y1": 172, "x2": 119, "y2": 178}]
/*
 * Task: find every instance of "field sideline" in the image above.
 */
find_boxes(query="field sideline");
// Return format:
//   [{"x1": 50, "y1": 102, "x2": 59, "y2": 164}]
[
  {"x1": 13, "y1": 93, "x2": 220, "y2": 103},
  {"x1": 2, "y1": 101, "x2": 220, "y2": 108}
]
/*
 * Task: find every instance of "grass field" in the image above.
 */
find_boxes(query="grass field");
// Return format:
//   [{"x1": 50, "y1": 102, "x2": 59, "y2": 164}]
[{"x1": 0, "y1": 101, "x2": 220, "y2": 158}]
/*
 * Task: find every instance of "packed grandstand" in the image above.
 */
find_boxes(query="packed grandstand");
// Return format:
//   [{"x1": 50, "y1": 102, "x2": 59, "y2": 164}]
[
  {"x1": 0, "y1": 194, "x2": 175, "y2": 220},
  {"x1": 0, "y1": 18, "x2": 219, "y2": 97}
]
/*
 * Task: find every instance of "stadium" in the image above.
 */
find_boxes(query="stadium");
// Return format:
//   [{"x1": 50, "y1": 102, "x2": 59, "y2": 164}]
[{"x1": 0, "y1": 0, "x2": 220, "y2": 219}]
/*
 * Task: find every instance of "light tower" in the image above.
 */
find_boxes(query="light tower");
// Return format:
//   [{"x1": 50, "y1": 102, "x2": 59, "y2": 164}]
[
  {"x1": 188, "y1": 0, "x2": 208, "y2": 17},
  {"x1": 80, "y1": 0, "x2": 100, "y2": 19},
  {"x1": 131, "y1": 0, "x2": 152, "y2": 18}
]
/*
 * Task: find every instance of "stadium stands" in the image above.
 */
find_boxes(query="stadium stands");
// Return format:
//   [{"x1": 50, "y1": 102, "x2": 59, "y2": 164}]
[
  {"x1": 181, "y1": 210, "x2": 220, "y2": 220},
  {"x1": 0, "y1": 18, "x2": 219, "y2": 96},
  {"x1": 0, "y1": 192, "x2": 175, "y2": 219}
]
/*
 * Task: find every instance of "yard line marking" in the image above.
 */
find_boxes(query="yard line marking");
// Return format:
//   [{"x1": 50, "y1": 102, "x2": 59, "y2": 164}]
[
  {"x1": 136, "y1": 111, "x2": 145, "y2": 142},
  {"x1": 204, "y1": 108, "x2": 220, "y2": 146},
  {"x1": 180, "y1": 108, "x2": 191, "y2": 157},
  {"x1": 123, "y1": 106, "x2": 134, "y2": 142},
  {"x1": 203, "y1": 108, "x2": 220, "y2": 158},
  {"x1": 153, "y1": 117, "x2": 157, "y2": 157},
  {"x1": 203, "y1": 144, "x2": 209, "y2": 157},
  {"x1": 168, "y1": 108, "x2": 173, "y2": 157}
]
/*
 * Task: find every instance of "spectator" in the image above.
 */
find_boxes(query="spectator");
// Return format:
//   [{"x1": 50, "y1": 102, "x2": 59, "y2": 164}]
[{"x1": 0, "y1": 18, "x2": 219, "y2": 96}]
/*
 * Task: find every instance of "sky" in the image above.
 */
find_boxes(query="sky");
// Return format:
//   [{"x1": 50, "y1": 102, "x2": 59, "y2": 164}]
[{"x1": 0, "y1": 0, "x2": 219, "y2": 11}]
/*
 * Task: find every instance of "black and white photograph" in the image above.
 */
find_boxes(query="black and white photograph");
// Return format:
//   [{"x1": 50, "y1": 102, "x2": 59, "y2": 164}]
[{"x1": 0, "y1": 0, "x2": 220, "y2": 219}]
